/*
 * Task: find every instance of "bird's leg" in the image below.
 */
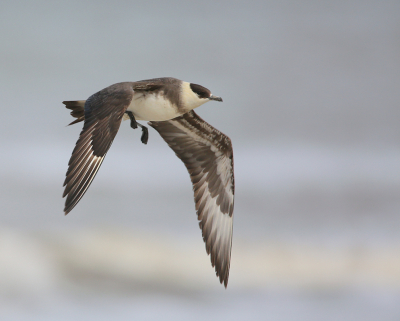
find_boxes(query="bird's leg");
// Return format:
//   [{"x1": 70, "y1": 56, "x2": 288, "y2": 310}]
[
  {"x1": 136, "y1": 122, "x2": 149, "y2": 145},
  {"x1": 125, "y1": 111, "x2": 149, "y2": 145},
  {"x1": 125, "y1": 111, "x2": 138, "y2": 129}
]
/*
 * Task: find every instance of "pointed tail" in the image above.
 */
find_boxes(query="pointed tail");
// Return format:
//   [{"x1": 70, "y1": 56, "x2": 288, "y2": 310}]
[{"x1": 63, "y1": 100, "x2": 86, "y2": 125}]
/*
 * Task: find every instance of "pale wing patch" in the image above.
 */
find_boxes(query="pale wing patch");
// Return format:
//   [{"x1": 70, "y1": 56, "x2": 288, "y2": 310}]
[
  {"x1": 149, "y1": 110, "x2": 234, "y2": 287},
  {"x1": 63, "y1": 121, "x2": 106, "y2": 214},
  {"x1": 196, "y1": 178, "x2": 233, "y2": 283}
]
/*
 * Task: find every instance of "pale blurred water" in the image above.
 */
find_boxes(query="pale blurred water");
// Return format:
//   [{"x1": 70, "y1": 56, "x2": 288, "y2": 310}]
[
  {"x1": 1, "y1": 0, "x2": 400, "y2": 320},
  {"x1": 1, "y1": 143, "x2": 400, "y2": 320}
]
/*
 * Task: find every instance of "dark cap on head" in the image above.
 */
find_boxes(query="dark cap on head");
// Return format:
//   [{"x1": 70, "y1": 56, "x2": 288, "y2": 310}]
[{"x1": 190, "y1": 83, "x2": 222, "y2": 101}]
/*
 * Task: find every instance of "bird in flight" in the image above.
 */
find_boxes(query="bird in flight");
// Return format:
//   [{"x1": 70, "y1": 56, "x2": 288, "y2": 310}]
[{"x1": 62, "y1": 77, "x2": 234, "y2": 287}]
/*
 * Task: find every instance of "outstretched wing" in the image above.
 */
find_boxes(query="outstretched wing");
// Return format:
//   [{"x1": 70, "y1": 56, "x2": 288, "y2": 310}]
[
  {"x1": 149, "y1": 111, "x2": 235, "y2": 287},
  {"x1": 63, "y1": 83, "x2": 134, "y2": 214}
]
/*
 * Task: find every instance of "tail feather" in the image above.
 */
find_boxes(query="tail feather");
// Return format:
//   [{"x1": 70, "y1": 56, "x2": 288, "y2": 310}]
[{"x1": 63, "y1": 100, "x2": 86, "y2": 125}]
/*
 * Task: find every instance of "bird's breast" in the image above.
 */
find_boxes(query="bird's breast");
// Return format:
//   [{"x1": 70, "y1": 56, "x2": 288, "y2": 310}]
[{"x1": 125, "y1": 92, "x2": 182, "y2": 121}]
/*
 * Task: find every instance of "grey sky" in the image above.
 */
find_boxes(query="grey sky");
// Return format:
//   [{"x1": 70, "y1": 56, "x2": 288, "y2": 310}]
[{"x1": 1, "y1": 0, "x2": 399, "y2": 148}]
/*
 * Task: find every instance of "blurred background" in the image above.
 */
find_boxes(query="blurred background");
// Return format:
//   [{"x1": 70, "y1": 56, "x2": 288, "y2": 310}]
[{"x1": 1, "y1": 0, "x2": 400, "y2": 320}]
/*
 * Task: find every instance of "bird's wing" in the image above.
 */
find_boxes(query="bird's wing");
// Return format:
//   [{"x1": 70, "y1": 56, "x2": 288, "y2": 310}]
[
  {"x1": 63, "y1": 83, "x2": 134, "y2": 214},
  {"x1": 149, "y1": 111, "x2": 235, "y2": 287}
]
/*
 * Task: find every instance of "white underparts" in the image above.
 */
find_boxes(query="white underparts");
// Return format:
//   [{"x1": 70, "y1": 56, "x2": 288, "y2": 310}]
[
  {"x1": 125, "y1": 82, "x2": 209, "y2": 122},
  {"x1": 125, "y1": 92, "x2": 179, "y2": 121}
]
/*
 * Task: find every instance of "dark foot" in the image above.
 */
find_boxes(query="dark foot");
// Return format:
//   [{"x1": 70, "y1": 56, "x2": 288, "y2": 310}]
[
  {"x1": 137, "y1": 123, "x2": 149, "y2": 144},
  {"x1": 125, "y1": 111, "x2": 138, "y2": 129},
  {"x1": 124, "y1": 111, "x2": 149, "y2": 145},
  {"x1": 140, "y1": 126, "x2": 149, "y2": 144}
]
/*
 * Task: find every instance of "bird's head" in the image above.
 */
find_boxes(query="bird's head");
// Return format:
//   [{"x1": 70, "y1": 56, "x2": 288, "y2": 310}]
[{"x1": 181, "y1": 82, "x2": 223, "y2": 110}]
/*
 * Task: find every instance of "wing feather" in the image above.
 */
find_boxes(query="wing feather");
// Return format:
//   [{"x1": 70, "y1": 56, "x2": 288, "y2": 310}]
[
  {"x1": 63, "y1": 83, "x2": 134, "y2": 214},
  {"x1": 149, "y1": 110, "x2": 234, "y2": 287}
]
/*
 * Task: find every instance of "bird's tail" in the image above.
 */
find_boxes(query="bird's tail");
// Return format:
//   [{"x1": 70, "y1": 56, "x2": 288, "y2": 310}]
[{"x1": 63, "y1": 100, "x2": 86, "y2": 125}]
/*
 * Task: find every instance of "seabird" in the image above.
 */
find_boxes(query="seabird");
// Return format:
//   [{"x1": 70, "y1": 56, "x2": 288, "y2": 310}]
[{"x1": 62, "y1": 77, "x2": 234, "y2": 287}]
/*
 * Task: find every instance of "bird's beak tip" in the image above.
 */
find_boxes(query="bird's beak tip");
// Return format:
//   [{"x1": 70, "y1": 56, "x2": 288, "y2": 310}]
[{"x1": 210, "y1": 95, "x2": 223, "y2": 102}]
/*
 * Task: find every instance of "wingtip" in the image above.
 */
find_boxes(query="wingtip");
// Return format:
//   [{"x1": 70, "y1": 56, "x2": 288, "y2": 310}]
[
  {"x1": 63, "y1": 204, "x2": 71, "y2": 215},
  {"x1": 223, "y1": 278, "x2": 228, "y2": 288},
  {"x1": 219, "y1": 271, "x2": 229, "y2": 288},
  {"x1": 67, "y1": 117, "x2": 84, "y2": 126}
]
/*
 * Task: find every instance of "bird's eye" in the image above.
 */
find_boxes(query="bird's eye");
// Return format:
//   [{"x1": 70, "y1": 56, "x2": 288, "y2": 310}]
[{"x1": 190, "y1": 83, "x2": 211, "y2": 99}]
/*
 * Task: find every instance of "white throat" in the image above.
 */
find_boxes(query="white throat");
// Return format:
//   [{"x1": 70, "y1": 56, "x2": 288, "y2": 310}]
[{"x1": 180, "y1": 82, "x2": 209, "y2": 111}]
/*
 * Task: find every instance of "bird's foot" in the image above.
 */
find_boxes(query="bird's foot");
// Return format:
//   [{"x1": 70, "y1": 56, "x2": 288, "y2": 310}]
[
  {"x1": 124, "y1": 111, "x2": 148, "y2": 145},
  {"x1": 125, "y1": 111, "x2": 138, "y2": 129},
  {"x1": 139, "y1": 125, "x2": 149, "y2": 145}
]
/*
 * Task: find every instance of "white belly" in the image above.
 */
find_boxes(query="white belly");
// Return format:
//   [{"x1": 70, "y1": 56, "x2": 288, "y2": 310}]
[{"x1": 125, "y1": 92, "x2": 181, "y2": 121}]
